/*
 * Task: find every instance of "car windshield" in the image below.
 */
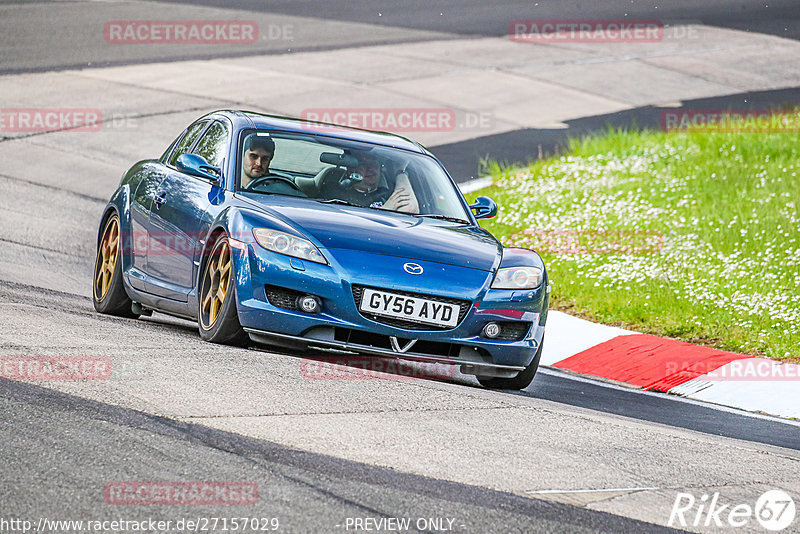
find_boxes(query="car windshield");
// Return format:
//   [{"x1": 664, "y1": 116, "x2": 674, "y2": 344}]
[{"x1": 237, "y1": 130, "x2": 471, "y2": 222}]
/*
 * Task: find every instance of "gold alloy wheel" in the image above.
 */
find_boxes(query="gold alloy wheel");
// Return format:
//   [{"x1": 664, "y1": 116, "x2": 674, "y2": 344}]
[
  {"x1": 94, "y1": 216, "x2": 120, "y2": 301},
  {"x1": 200, "y1": 238, "x2": 232, "y2": 329}
]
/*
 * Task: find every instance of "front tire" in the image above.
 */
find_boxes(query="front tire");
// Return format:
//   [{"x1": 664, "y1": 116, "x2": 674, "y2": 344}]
[
  {"x1": 93, "y1": 213, "x2": 139, "y2": 318},
  {"x1": 197, "y1": 235, "x2": 247, "y2": 345},
  {"x1": 477, "y1": 338, "x2": 543, "y2": 391}
]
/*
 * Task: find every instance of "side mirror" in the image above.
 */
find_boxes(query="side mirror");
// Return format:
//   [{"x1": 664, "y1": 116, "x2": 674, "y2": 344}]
[
  {"x1": 176, "y1": 153, "x2": 221, "y2": 183},
  {"x1": 469, "y1": 196, "x2": 498, "y2": 219}
]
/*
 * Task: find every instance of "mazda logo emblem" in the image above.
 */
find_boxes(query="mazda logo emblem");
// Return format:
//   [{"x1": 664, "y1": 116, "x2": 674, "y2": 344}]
[{"x1": 403, "y1": 263, "x2": 423, "y2": 275}]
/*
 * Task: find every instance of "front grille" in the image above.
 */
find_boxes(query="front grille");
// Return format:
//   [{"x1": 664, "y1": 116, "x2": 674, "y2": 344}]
[
  {"x1": 493, "y1": 321, "x2": 532, "y2": 341},
  {"x1": 265, "y1": 285, "x2": 305, "y2": 311},
  {"x1": 352, "y1": 285, "x2": 471, "y2": 331},
  {"x1": 333, "y1": 327, "x2": 488, "y2": 360}
]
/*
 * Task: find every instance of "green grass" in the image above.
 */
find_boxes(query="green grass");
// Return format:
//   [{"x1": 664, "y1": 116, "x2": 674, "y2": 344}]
[{"x1": 470, "y1": 125, "x2": 800, "y2": 361}]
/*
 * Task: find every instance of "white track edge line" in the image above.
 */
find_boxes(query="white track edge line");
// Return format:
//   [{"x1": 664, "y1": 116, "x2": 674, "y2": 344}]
[{"x1": 538, "y1": 367, "x2": 800, "y2": 427}]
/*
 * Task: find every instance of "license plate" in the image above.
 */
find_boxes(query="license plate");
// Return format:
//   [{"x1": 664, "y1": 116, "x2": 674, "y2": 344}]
[{"x1": 359, "y1": 288, "x2": 459, "y2": 328}]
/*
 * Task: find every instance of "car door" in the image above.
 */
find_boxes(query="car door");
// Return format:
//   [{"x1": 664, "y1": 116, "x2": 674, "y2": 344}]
[
  {"x1": 146, "y1": 119, "x2": 231, "y2": 301},
  {"x1": 126, "y1": 124, "x2": 205, "y2": 291},
  {"x1": 127, "y1": 163, "x2": 166, "y2": 292}
]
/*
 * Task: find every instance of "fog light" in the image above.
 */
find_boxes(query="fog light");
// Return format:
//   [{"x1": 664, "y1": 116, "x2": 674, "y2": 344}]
[
  {"x1": 483, "y1": 322, "x2": 501, "y2": 339},
  {"x1": 298, "y1": 295, "x2": 321, "y2": 313}
]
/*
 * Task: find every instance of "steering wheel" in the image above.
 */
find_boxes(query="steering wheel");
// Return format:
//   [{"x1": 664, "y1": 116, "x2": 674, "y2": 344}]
[{"x1": 244, "y1": 171, "x2": 303, "y2": 193}]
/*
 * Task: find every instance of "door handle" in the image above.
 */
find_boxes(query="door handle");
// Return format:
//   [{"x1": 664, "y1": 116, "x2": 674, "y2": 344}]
[{"x1": 153, "y1": 192, "x2": 167, "y2": 208}]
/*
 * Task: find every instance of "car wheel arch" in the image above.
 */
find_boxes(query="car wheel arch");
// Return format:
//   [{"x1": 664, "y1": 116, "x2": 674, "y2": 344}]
[
  {"x1": 96, "y1": 207, "x2": 119, "y2": 247},
  {"x1": 195, "y1": 226, "x2": 232, "y2": 292}
]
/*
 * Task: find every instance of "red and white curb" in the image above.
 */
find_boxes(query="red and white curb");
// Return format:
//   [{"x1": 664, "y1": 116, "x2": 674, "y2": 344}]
[{"x1": 543, "y1": 311, "x2": 800, "y2": 420}]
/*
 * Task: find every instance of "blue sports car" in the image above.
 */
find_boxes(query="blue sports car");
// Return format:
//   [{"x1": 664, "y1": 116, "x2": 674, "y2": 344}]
[{"x1": 93, "y1": 110, "x2": 549, "y2": 389}]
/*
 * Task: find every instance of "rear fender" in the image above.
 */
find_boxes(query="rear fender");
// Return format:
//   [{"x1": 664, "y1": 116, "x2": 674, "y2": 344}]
[{"x1": 97, "y1": 185, "x2": 132, "y2": 271}]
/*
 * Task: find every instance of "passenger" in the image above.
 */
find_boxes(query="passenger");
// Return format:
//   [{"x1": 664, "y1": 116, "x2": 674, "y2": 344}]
[{"x1": 330, "y1": 152, "x2": 419, "y2": 213}]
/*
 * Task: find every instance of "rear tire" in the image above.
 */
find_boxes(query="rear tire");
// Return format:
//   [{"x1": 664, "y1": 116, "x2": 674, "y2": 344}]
[
  {"x1": 197, "y1": 235, "x2": 248, "y2": 346},
  {"x1": 477, "y1": 338, "x2": 543, "y2": 391},
  {"x1": 93, "y1": 213, "x2": 139, "y2": 318}
]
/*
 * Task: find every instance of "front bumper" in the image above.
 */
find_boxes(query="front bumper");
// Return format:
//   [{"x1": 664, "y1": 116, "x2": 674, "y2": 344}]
[{"x1": 244, "y1": 327, "x2": 528, "y2": 378}]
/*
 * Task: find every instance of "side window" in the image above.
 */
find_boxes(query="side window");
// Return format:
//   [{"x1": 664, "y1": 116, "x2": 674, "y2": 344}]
[
  {"x1": 168, "y1": 120, "x2": 208, "y2": 167},
  {"x1": 193, "y1": 121, "x2": 230, "y2": 168},
  {"x1": 160, "y1": 133, "x2": 182, "y2": 163}
]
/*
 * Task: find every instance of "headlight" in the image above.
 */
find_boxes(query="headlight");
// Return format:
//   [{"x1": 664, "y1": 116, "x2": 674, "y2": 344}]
[
  {"x1": 491, "y1": 266, "x2": 543, "y2": 290},
  {"x1": 252, "y1": 228, "x2": 327, "y2": 264}
]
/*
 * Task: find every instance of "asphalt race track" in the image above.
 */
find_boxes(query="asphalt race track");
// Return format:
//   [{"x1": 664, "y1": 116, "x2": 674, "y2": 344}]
[
  {"x1": 2, "y1": 377, "x2": 679, "y2": 533},
  {"x1": 1, "y1": 1, "x2": 799, "y2": 533},
  {"x1": 3, "y1": 0, "x2": 799, "y2": 74}
]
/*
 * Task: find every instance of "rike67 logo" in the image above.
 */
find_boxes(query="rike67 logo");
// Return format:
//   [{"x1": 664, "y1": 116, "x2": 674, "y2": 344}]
[{"x1": 669, "y1": 490, "x2": 796, "y2": 531}]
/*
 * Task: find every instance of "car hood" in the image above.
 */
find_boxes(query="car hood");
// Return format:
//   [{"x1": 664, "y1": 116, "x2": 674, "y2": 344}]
[{"x1": 238, "y1": 194, "x2": 501, "y2": 272}]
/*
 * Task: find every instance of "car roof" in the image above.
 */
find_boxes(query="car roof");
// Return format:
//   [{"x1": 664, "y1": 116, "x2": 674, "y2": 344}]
[{"x1": 207, "y1": 110, "x2": 430, "y2": 155}]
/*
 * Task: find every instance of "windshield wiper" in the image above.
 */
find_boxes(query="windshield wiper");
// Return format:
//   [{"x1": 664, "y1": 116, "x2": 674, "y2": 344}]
[
  {"x1": 316, "y1": 201, "x2": 469, "y2": 223},
  {"x1": 415, "y1": 214, "x2": 470, "y2": 224}
]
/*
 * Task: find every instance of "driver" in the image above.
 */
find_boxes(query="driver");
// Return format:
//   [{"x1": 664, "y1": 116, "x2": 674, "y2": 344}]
[
  {"x1": 331, "y1": 153, "x2": 419, "y2": 214},
  {"x1": 241, "y1": 135, "x2": 275, "y2": 188}
]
